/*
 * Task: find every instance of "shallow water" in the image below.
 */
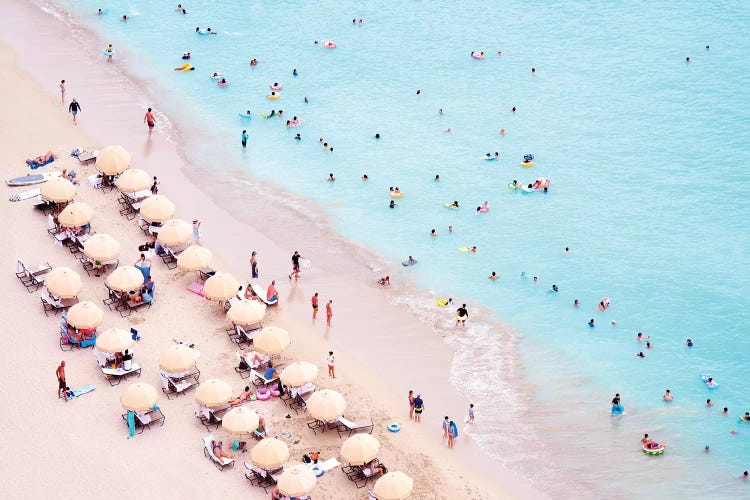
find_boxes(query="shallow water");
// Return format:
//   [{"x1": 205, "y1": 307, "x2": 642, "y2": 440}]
[{"x1": 46, "y1": 0, "x2": 750, "y2": 496}]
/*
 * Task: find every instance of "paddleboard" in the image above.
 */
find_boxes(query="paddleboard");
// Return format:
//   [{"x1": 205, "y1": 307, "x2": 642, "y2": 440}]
[
  {"x1": 238, "y1": 113, "x2": 252, "y2": 119},
  {"x1": 299, "y1": 258, "x2": 311, "y2": 269},
  {"x1": 7, "y1": 171, "x2": 61, "y2": 186},
  {"x1": 9, "y1": 188, "x2": 41, "y2": 202},
  {"x1": 458, "y1": 247, "x2": 471, "y2": 252},
  {"x1": 481, "y1": 156, "x2": 497, "y2": 161},
  {"x1": 402, "y1": 260, "x2": 417, "y2": 267},
  {"x1": 507, "y1": 183, "x2": 518, "y2": 190},
  {"x1": 443, "y1": 203, "x2": 458, "y2": 209}
]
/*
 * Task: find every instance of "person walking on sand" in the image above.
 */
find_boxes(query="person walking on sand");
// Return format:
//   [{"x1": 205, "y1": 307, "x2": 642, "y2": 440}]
[
  {"x1": 56, "y1": 361, "x2": 67, "y2": 401},
  {"x1": 241, "y1": 129, "x2": 248, "y2": 148},
  {"x1": 249, "y1": 251, "x2": 258, "y2": 279},
  {"x1": 325, "y1": 299, "x2": 333, "y2": 326},
  {"x1": 413, "y1": 394, "x2": 424, "y2": 423},
  {"x1": 151, "y1": 176, "x2": 159, "y2": 195},
  {"x1": 468, "y1": 403, "x2": 475, "y2": 423},
  {"x1": 311, "y1": 292, "x2": 319, "y2": 320},
  {"x1": 408, "y1": 390, "x2": 415, "y2": 420},
  {"x1": 192, "y1": 220, "x2": 202, "y2": 245},
  {"x1": 288, "y1": 251, "x2": 303, "y2": 280},
  {"x1": 60, "y1": 80, "x2": 65, "y2": 105},
  {"x1": 68, "y1": 98, "x2": 81, "y2": 124},
  {"x1": 447, "y1": 420, "x2": 456, "y2": 449},
  {"x1": 327, "y1": 351, "x2": 335, "y2": 378},
  {"x1": 442, "y1": 416, "x2": 450, "y2": 439},
  {"x1": 144, "y1": 107, "x2": 156, "y2": 136}
]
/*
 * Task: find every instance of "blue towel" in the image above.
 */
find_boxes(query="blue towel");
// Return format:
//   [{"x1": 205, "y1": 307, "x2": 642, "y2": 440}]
[
  {"x1": 71, "y1": 384, "x2": 96, "y2": 398},
  {"x1": 127, "y1": 411, "x2": 136, "y2": 437},
  {"x1": 28, "y1": 157, "x2": 55, "y2": 170}
]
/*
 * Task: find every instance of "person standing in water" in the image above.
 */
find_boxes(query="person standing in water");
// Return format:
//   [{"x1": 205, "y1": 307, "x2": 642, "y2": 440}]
[
  {"x1": 60, "y1": 80, "x2": 65, "y2": 105},
  {"x1": 249, "y1": 251, "x2": 259, "y2": 279},
  {"x1": 144, "y1": 107, "x2": 156, "y2": 136},
  {"x1": 68, "y1": 98, "x2": 81, "y2": 124},
  {"x1": 241, "y1": 129, "x2": 248, "y2": 148}
]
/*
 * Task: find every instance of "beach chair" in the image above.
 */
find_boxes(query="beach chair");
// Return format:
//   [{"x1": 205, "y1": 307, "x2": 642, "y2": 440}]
[
  {"x1": 159, "y1": 246, "x2": 181, "y2": 269},
  {"x1": 336, "y1": 416, "x2": 374, "y2": 437},
  {"x1": 160, "y1": 368, "x2": 200, "y2": 399},
  {"x1": 306, "y1": 419, "x2": 337, "y2": 435},
  {"x1": 250, "y1": 369, "x2": 279, "y2": 388},
  {"x1": 199, "y1": 267, "x2": 216, "y2": 281},
  {"x1": 122, "y1": 407, "x2": 165, "y2": 434},
  {"x1": 244, "y1": 462, "x2": 276, "y2": 492},
  {"x1": 16, "y1": 258, "x2": 52, "y2": 292},
  {"x1": 101, "y1": 362, "x2": 142, "y2": 386},
  {"x1": 41, "y1": 292, "x2": 79, "y2": 316},
  {"x1": 77, "y1": 149, "x2": 97, "y2": 165},
  {"x1": 287, "y1": 384, "x2": 316, "y2": 414},
  {"x1": 203, "y1": 435, "x2": 234, "y2": 470}
]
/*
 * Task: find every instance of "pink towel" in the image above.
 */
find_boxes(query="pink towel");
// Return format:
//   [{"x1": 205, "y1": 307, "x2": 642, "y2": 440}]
[{"x1": 187, "y1": 281, "x2": 205, "y2": 296}]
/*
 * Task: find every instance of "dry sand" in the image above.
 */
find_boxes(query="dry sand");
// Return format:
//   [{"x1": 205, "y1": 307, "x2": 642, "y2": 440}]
[{"x1": 0, "y1": 2, "x2": 544, "y2": 498}]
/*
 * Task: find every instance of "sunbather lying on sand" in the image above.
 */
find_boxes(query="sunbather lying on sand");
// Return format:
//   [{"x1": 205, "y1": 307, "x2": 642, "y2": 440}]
[{"x1": 26, "y1": 150, "x2": 56, "y2": 164}]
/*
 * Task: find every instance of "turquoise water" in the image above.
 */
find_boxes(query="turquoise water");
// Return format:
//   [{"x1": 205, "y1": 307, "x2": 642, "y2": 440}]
[{"x1": 52, "y1": 0, "x2": 750, "y2": 496}]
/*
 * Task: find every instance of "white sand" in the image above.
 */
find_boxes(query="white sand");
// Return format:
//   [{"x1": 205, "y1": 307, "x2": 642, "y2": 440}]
[{"x1": 0, "y1": 1, "x2": 544, "y2": 498}]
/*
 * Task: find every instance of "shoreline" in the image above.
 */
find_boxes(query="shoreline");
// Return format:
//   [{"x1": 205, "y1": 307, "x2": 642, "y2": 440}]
[{"x1": 0, "y1": 0, "x2": 544, "y2": 498}]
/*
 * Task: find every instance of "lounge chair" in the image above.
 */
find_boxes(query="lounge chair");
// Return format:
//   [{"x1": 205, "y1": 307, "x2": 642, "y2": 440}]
[
  {"x1": 121, "y1": 407, "x2": 165, "y2": 434},
  {"x1": 160, "y1": 368, "x2": 200, "y2": 399},
  {"x1": 195, "y1": 405, "x2": 230, "y2": 431},
  {"x1": 234, "y1": 350, "x2": 270, "y2": 378},
  {"x1": 336, "y1": 416, "x2": 374, "y2": 437},
  {"x1": 244, "y1": 462, "x2": 276, "y2": 492},
  {"x1": 203, "y1": 434, "x2": 234, "y2": 470},
  {"x1": 77, "y1": 149, "x2": 97, "y2": 165},
  {"x1": 199, "y1": 267, "x2": 216, "y2": 281},
  {"x1": 306, "y1": 419, "x2": 338, "y2": 435},
  {"x1": 16, "y1": 258, "x2": 52, "y2": 292},
  {"x1": 41, "y1": 291, "x2": 79, "y2": 316},
  {"x1": 250, "y1": 369, "x2": 279, "y2": 388},
  {"x1": 101, "y1": 362, "x2": 142, "y2": 386},
  {"x1": 311, "y1": 457, "x2": 340, "y2": 473}
]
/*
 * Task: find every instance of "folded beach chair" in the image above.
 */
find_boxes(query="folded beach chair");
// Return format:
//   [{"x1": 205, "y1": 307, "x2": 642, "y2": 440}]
[
  {"x1": 336, "y1": 416, "x2": 374, "y2": 437},
  {"x1": 203, "y1": 434, "x2": 234, "y2": 470}
]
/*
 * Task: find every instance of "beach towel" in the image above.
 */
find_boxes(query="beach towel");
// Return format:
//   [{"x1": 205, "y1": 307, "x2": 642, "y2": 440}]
[
  {"x1": 127, "y1": 411, "x2": 136, "y2": 438},
  {"x1": 450, "y1": 421, "x2": 458, "y2": 438},
  {"x1": 187, "y1": 281, "x2": 205, "y2": 296},
  {"x1": 27, "y1": 157, "x2": 55, "y2": 170},
  {"x1": 69, "y1": 384, "x2": 96, "y2": 398}
]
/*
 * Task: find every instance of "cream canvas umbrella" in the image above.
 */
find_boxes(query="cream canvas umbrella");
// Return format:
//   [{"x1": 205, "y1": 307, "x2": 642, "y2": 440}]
[
  {"x1": 83, "y1": 234, "x2": 120, "y2": 262},
  {"x1": 373, "y1": 471, "x2": 414, "y2": 500},
  {"x1": 66, "y1": 301, "x2": 104, "y2": 329},
  {"x1": 58, "y1": 202, "x2": 94, "y2": 227},
  {"x1": 40, "y1": 177, "x2": 76, "y2": 203},
  {"x1": 203, "y1": 273, "x2": 241, "y2": 301},
  {"x1": 158, "y1": 344, "x2": 197, "y2": 372},
  {"x1": 106, "y1": 266, "x2": 144, "y2": 292},
  {"x1": 96, "y1": 328, "x2": 135, "y2": 353},
  {"x1": 157, "y1": 219, "x2": 192, "y2": 246},
  {"x1": 253, "y1": 326, "x2": 290, "y2": 355},
  {"x1": 195, "y1": 378, "x2": 232, "y2": 408},
  {"x1": 306, "y1": 389, "x2": 346, "y2": 422},
  {"x1": 226, "y1": 300, "x2": 265, "y2": 325},
  {"x1": 139, "y1": 195, "x2": 175, "y2": 223},
  {"x1": 280, "y1": 361, "x2": 318, "y2": 388},
  {"x1": 250, "y1": 438, "x2": 289, "y2": 470},
  {"x1": 177, "y1": 245, "x2": 213, "y2": 271},
  {"x1": 121, "y1": 382, "x2": 158, "y2": 411},
  {"x1": 114, "y1": 168, "x2": 150, "y2": 193},
  {"x1": 277, "y1": 465, "x2": 317, "y2": 497},
  {"x1": 340, "y1": 434, "x2": 381, "y2": 466},
  {"x1": 45, "y1": 267, "x2": 82, "y2": 299},
  {"x1": 221, "y1": 406, "x2": 260, "y2": 435},
  {"x1": 96, "y1": 145, "x2": 131, "y2": 175}
]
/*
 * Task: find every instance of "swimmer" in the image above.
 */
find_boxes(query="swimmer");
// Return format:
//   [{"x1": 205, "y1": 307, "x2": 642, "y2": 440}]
[
  {"x1": 706, "y1": 45, "x2": 710, "y2": 50},
  {"x1": 358, "y1": 19, "x2": 363, "y2": 24},
  {"x1": 484, "y1": 153, "x2": 491, "y2": 158},
  {"x1": 389, "y1": 200, "x2": 396, "y2": 208},
  {"x1": 469, "y1": 246, "x2": 477, "y2": 253},
  {"x1": 723, "y1": 407, "x2": 729, "y2": 415},
  {"x1": 294, "y1": 134, "x2": 301, "y2": 140},
  {"x1": 574, "y1": 299, "x2": 579, "y2": 308},
  {"x1": 706, "y1": 399, "x2": 713, "y2": 406},
  {"x1": 494, "y1": 152, "x2": 499, "y2": 158},
  {"x1": 362, "y1": 174, "x2": 368, "y2": 181},
  {"x1": 533, "y1": 276, "x2": 538, "y2": 283},
  {"x1": 636, "y1": 351, "x2": 645, "y2": 358},
  {"x1": 176, "y1": 4, "x2": 182, "y2": 10},
  {"x1": 686, "y1": 338, "x2": 693, "y2": 347},
  {"x1": 742, "y1": 412, "x2": 750, "y2": 421},
  {"x1": 375, "y1": 133, "x2": 380, "y2": 139},
  {"x1": 393, "y1": 187, "x2": 401, "y2": 194},
  {"x1": 589, "y1": 319, "x2": 595, "y2": 327},
  {"x1": 416, "y1": 90, "x2": 421, "y2": 95},
  {"x1": 327, "y1": 173, "x2": 335, "y2": 181},
  {"x1": 182, "y1": 52, "x2": 191, "y2": 59},
  {"x1": 304, "y1": 96, "x2": 309, "y2": 103},
  {"x1": 448, "y1": 225, "x2": 453, "y2": 233},
  {"x1": 637, "y1": 332, "x2": 649, "y2": 342},
  {"x1": 552, "y1": 284, "x2": 558, "y2": 292},
  {"x1": 497, "y1": 51, "x2": 502, "y2": 56},
  {"x1": 499, "y1": 128, "x2": 505, "y2": 136},
  {"x1": 97, "y1": 8, "x2": 102, "y2": 15},
  {"x1": 511, "y1": 180, "x2": 519, "y2": 188},
  {"x1": 250, "y1": 59, "x2": 258, "y2": 66},
  {"x1": 565, "y1": 247, "x2": 570, "y2": 252},
  {"x1": 448, "y1": 201, "x2": 459, "y2": 208},
  {"x1": 663, "y1": 390, "x2": 673, "y2": 401},
  {"x1": 407, "y1": 256, "x2": 416, "y2": 265},
  {"x1": 511, "y1": 106, "x2": 516, "y2": 113},
  {"x1": 430, "y1": 229, "x2": 437, "y2": 237},
  {"x1": 686, "y1": 57, "x2": 690, "y2": 62},
  {"x1": 434, "y1": 175, "x2": 440, "y2": 181},
  {"x1": 641, "y1": 434, "x2": 651, "y2": 445},
  {"x1": 293, "y1": 68, "x2": 298, "y2": 76},
  {"x1": 611, "y1": 320, "x2": 617, "y2": 325},
  {"x1": 743, "y1": 471, "x2": 748, "y2": 480},
  {"x1": 438, "y1": 108, "x2": 444, "y2": 115},
  {"x1": 323, "y1": 143, "x2": 329, "y2": 151},
  {"x1": 443, "y1": 128, "x2": 451, "y2": 133},
  {"x1": 646, "y1": 342, "x2": 652, "y2": 349},
  {"x1": 488, "y1": 272, "x2": 499, "y2": 280},
  {"x1": 531, "y1": 67, "x2": 536, "y2": 75},
  {"x1": 121, "y1": 15, "x2": 128, "y2": 21},
  {"x1": 220, "y1": 78, "x2": 227, "y2": 84}
]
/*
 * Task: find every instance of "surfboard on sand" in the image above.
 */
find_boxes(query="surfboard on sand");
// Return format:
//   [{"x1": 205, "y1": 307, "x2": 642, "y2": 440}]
[
  {"x1": 6, "y1": 171, "x2": 60, "y2": 186},
  {"x1": 9, "y1": 188, "x2": 41, "y2": 202}
]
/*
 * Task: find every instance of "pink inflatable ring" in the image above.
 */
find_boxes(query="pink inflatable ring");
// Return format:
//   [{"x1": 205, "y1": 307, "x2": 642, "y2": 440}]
[
  {"x1": 269, "y1": 83, "x2": 282, "y2": 90},
  {"x1": 256, "y1": 388, "x2": 271, "y2": 401}
]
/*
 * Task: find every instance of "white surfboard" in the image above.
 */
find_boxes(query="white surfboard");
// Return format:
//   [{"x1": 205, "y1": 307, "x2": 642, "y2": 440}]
[
  {"x1": 6, "y1": 171, "x2": 61, "y2": 186},
  {"x1": 9, "y1": 188, "x2": 41, "y2": 202}
]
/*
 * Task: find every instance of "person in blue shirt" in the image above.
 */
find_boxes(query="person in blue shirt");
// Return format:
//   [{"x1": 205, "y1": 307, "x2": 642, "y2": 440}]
[
  {"x1": 413, "y1": 394, "x2": 424, "y2": 423},
  {"x1": 263, "y1": 362, "x2": 277, "y2": 380},
  {"x1": 140, "y1": 287, "x2": 153, "y2": 304},
  {"x1": 241, "y1": 130, "x2": 248, "y2": 148}
]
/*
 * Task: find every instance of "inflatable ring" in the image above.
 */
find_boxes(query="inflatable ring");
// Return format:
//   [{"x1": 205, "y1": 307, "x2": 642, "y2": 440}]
[
  {"x1": 643, "y1": 444, "x2": 665, "y2": 455},
  {"x1": 217, "y1": 81, "x2": 228, "y2": 87},
  {"x1": 104, "y1": 50, "x2": 116, "y2": 56},
  {"x1": 324, "y1": 42, "x2": 336, "y2": 49},
  {"x1": 267, "y1": 93, "x2": 280, "y2": 100},
  {"x1": 270, "y1": 389, "x2": 281, "y2": 398},
  {"x1": 472, "y1": 53, "x2": 485, "y2": 60},
  {"x1": 211, "y1": 73, "x2": 223, "y2": 80},
  {"x1": 387, "y1": 422, "x2": 400, "y2": 433},
  {"x1": 311, "y1": 466, "x2": 324, "y2": 477},
  {"x1": 611, "y1": 404, "x2": 624, "y2": 415},
  {"x1": 437, "y1": 299, "x2": 448, "y2": 307},
  {"x1": 390, "y1": 192, "x2": 403, "y2": 198},
  {"x1": 269, "y1": 83, "x2": 282, "y2": 90},
  {"x1": 256, "y1": 388, "x2": 271, "y2": 401},
  {"x1": 521, "y1": 162, "x2": 535, "y2": 167}
]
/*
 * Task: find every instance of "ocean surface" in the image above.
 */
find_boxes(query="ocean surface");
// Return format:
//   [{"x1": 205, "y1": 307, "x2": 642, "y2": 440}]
[{"x1": 40, "y1": 0, "x2": 750, "y2": 497}]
